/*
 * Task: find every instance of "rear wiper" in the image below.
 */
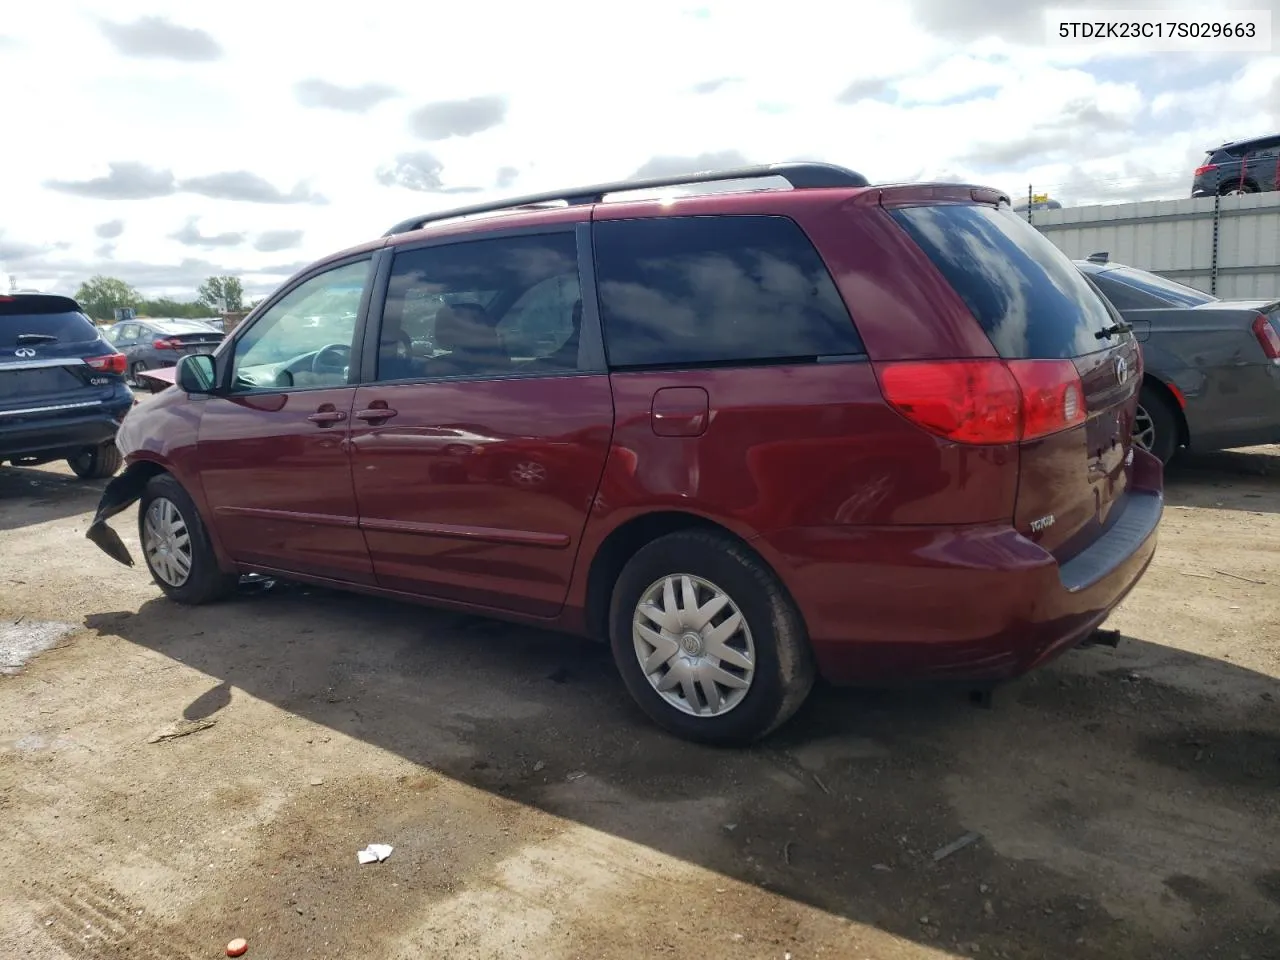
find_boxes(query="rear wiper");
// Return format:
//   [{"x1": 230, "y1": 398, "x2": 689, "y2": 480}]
[
  {"x1": 16, "y1": 333, "x2": 59, "y2": 345},
  {"x1": 1095, "y1": 321, "x2": 1132, "y2": 340}
]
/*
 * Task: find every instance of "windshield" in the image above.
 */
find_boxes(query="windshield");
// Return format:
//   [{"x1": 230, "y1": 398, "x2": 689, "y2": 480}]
[{"x1": 1102, "y1": 266, "x2": 1217, "y2": 307}]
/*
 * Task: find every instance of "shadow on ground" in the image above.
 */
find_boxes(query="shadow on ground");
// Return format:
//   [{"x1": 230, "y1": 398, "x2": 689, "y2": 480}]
[
  {"x1": 86, "y1": 582, "x2": 1280, "y2": 960},
  {"x1": 1166, "y1": 445, "x2": 1279, "y2": 515},
  {"x1": 0, "y1": 465, "x2": 107, "y2": 533}
]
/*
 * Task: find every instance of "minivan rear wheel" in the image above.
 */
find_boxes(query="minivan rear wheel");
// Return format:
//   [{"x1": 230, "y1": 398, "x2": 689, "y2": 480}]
[
  {"x1": 138, "y1": 473, "x2": 237, "y2": 605},
  {"x1": 608, "y1": 530, "x2": 814, "y2": 745}
]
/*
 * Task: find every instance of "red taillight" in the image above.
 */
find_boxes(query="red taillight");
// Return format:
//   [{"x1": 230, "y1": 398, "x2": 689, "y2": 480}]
[
  {"x1": 1194, "y1": 163, "x2": 1218, "y2": 177},
  {"x1": 875, "y1": 359, "x2": 1086, "y2": 445},
  {"x1": 85, "y1": 353, "x2": 127, "y2": 375},
  {"x1": 153, "y1": 337, "x2": 183, "y2": 350},
  {"x1": 1007, "y1": 359, "x2": 1087, "y2": 440},
  {"x1": 1253, "y1": 313, "x2": 1280, "y2": 362}
]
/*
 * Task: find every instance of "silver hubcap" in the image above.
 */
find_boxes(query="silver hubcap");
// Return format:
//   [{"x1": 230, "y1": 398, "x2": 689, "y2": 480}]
[
  {"x1": 143, "y1": 497, "x2": 193, "y2": 587},
  {"x1": 632, "y1": 574, "x2": 756, "y2": 718},
  {"x1": 1133, "y1": 403, "x2": 1155, "y2": 452}
]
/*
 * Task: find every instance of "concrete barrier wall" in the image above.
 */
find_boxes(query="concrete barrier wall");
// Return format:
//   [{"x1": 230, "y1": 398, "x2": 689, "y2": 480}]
[{"x1": 1029, "y1": 192, "x2": 1280, "y2": 300}]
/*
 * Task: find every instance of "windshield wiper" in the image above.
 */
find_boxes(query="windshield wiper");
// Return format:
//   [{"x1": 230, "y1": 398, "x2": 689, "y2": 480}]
[
  {"x1": 15, "y1": 333, "x2": 59, "y2": 345},
  {"x1": 1095, "y1": 321, "x2": 1132, "y2": 340}
]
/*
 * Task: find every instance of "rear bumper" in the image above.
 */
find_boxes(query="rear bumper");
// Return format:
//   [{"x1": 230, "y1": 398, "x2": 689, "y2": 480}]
[
  {"x1": 0, "y1": 400, "x2": 132, "y2": 460},
  {"x1": 761, "y1": 463, "x2": 1164, "y2": 685}
]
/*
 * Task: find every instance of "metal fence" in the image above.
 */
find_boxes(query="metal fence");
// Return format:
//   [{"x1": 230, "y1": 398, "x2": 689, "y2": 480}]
[{"x1": 1026, "y1": 191, "x2": 1280, "y2": 299}]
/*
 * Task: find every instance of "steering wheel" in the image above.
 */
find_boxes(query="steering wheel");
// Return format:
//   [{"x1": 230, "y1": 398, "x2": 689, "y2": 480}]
[{"x1": 310, "y1": 343, "x2": 351, "y2": 375}]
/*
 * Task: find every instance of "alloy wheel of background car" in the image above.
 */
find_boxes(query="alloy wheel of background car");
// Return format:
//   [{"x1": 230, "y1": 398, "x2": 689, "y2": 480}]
[
  {"x1": 609, "y1": 529, "x2": 814, "y2": 745},
  {"x1": 631, "y1": 572, "x2": 757, "y2": 717},
  {"x1": 1134, "y1": 385, "x2": 1181, "y2": 465},
  {"x1": 1132, "y1": 404, "x2": 1156, "y2": 452},
  {"x1": 143, "y1": 497, "x2": 193, "y2": 588}
]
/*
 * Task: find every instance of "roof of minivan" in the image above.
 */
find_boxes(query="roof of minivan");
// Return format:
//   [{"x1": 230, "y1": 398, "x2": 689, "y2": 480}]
[{"x1": 301, "y1": 169, "x2": 1011, "y2": 290}]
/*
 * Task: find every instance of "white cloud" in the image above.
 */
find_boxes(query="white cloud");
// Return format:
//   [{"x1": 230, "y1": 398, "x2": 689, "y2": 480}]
[{"x1": 0, "y1": 0, "x2": 1276, "y2": 297}]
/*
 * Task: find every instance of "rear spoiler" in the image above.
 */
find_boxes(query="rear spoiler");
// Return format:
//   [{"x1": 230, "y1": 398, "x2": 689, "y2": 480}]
[{"x1": 849, "y1": 183, "x2": 1011, "y2": 208}]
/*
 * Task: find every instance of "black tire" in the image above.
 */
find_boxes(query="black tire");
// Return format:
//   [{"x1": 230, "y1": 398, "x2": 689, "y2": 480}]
[
  {"x1": 1134, "y1": 384, "x2": 1181, "y2": 466},
  {"x1": 137, "y1": 473, "x2": 237, "y2": 605},
  {"x1": 128, "y1": 362, "x2": 146, "y2": 386},
  {"x1": 67, "y1": 442, "x2": 123, "y2": 479},
  {"x1": 608, "y1": 529, "x2": 815, "y2": 746}
]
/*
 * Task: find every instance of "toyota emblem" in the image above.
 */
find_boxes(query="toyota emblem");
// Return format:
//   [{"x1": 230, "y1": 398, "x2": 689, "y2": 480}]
[
  {"x1": 13, "y1": 347, "x2": 36, "y2": 358},
  {"x1": 1114, "y1": 355, "x2": 1127, "y2": 384}
]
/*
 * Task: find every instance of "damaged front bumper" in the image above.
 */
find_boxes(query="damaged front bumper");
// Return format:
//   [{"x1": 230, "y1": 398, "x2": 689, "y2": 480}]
[{"x1": 85, "y1": 464, "x2": 153, "y2": 567}]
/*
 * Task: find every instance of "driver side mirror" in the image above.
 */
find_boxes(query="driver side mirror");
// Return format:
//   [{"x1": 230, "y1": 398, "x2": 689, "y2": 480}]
[{"x1": 177, "y1": 353, "x2": 218, "y2": 394}]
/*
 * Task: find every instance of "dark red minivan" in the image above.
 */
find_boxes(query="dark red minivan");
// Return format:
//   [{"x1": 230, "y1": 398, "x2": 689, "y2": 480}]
[{"x1": 87, "y1": 162, "x2": 1163, "y2": 744}]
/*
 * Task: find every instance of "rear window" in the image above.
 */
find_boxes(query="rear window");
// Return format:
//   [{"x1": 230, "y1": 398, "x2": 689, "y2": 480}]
[
  {"x1": 890, "y1": 204, "x2": 1119, "y2": 360},
  {"x1": 0, "y1": 297, "x2": 100, "y2": 348},
  {"x1": 1095, "y1": 266, "x2": 1216, "y2": 309},
  {"x1": 594, "y1": 215, "x2": 863, "y2": 368}
]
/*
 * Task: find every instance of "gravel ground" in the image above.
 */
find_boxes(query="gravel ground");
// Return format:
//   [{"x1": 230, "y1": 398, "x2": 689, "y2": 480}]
[{"x1": 1, "y1": 447, "x2": 1277, "y2": 960}]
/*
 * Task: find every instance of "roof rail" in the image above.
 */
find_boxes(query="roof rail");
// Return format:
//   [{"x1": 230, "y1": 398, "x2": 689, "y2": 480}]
[{"x1": 382, "y1": 162, "x2": 870, "y2": 237}]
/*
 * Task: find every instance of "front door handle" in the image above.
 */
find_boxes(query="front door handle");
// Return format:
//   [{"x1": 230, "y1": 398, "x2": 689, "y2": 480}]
[
  {"x1": 355, "y1": 406, "x2": 398, "y2": 424},
  {"x1": 307, "y1": 409, "x2": 348, "y2": 426}
]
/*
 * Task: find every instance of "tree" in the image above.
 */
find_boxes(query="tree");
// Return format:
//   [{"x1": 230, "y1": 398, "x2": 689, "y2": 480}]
[
  {"x1": 139, "y1": 298, "x2": 219, "y2": 319},
  {"x1": 197, "y1": 276, "x2": 244, "y2": 312},
  {"x1": 74, "y1": 275, "x2": 141, "y2": 321}
]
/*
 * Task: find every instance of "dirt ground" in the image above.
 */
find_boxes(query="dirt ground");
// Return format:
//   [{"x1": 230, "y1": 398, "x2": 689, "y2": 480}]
[{"x1": 1, "y1": 447, "x2": 1277, "y2": 960}]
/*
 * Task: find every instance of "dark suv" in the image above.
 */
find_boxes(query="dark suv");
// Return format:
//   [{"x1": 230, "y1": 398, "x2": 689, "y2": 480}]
[
  {"x1": 1, "y1": 293, "x2": 131, "y2": 478},
  {"x1": 84, "y1": 163, "x2": 1164, "y2": 744},
  {"x1": 1192, "y1": 133, "x2": 1280, "y2": 196}
]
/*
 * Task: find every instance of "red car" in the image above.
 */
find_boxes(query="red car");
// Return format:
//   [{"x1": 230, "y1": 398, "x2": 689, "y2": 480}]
[{"x1": 86, "y1": 162, "x2": 1162, "y2": 745}]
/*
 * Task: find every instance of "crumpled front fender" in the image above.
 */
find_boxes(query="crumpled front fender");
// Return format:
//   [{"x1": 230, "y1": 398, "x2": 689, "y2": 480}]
[{"x1": 84, "y1": 463, "x2": 155, "y2": 566}]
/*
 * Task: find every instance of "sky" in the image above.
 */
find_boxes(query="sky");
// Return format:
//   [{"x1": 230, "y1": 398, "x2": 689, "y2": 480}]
[{"x1": 0, "y1": 0, "x2": 1278, "y2": 299}]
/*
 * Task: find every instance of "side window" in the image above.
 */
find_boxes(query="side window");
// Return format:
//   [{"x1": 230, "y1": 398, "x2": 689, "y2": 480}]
[
  {"x1": 593, "y1": 215, "x2": 863, "y2": 368},
  {"x1": 104, "y1": 326, "x2": 121, "y2": 344},
  {"x1": 230, "y1": 259, "x2": 370, "y2": 393},
  {"x1": 1251, "y1": 139, "x2": 1280, "y2": 160},
  {"x1": 375, "y1": 232, "x2": 580, "y2": 382},
  {"x1": 496, "y1": 274, "x2": 582, "y2": 364},
  {"x1": 118, "y1": 323, "x2": 139, "y2": 343}
]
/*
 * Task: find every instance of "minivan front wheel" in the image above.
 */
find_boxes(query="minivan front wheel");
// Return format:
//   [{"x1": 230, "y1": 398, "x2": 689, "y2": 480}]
[
  {"x1": 138, "y1": 474, "x2": 237, "y2": 605},
  {"x1": 609, "y1": 530, "x2": 814, "y2": 745}
]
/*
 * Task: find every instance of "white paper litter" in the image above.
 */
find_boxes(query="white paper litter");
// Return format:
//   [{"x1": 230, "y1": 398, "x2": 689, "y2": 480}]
[{"x1": 357, "y1": 843, "x2": 393, "y2": 864}]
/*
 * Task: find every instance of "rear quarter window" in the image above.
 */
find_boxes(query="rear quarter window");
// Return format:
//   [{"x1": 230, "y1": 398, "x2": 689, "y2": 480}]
[
  {"x1": 890, "y1": 204, "x2": 1118, "y2": 360},
  {"x1": 594, "y1": 214, "x2": 863, "y2": 368}
]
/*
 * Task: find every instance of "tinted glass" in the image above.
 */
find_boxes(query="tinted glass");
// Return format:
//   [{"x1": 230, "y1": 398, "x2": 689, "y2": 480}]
[
  {"x1": 0, "y1": 309, "x2": 99, "y2": 347},
  {"x1": 231, "y1": 259, "x2": 370, "y2": 391},
  {"x1": 891, "y1": 204, "x2": 1120, "y2": 359},
  {"x1": 1101, "y1": 266, "x2": 1216, "y2": 308},
  {"x1": 594, "y1": 215, "x2": 862, "y2": 368},
  {"x1": 1088, "y1": 273, "x2": 1162, "y2": 311},
  {"x1": 377, "y1": 232, "x2": 581, "y2": 380}
]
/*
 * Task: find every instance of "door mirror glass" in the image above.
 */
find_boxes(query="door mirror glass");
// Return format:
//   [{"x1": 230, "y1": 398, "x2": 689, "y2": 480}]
[{"x1": 177, "y1": 353, "x2": 217, "y2": 394}]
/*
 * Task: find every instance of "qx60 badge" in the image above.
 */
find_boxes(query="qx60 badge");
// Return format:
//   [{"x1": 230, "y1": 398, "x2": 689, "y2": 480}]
[{"x1": 13, "y1": 347, "x2": 36, "y2": 358}]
